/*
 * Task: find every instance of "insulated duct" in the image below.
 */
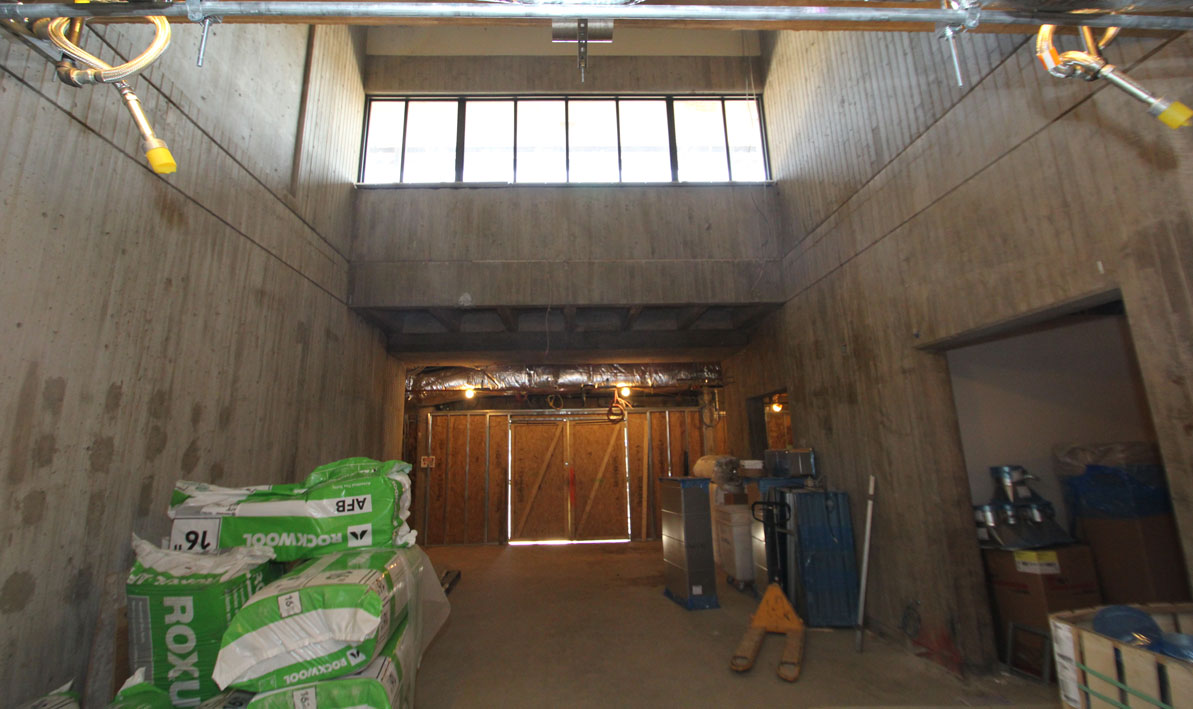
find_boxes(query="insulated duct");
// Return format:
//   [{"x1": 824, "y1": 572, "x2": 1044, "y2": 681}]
[
  {"x1": 406, "y1": 363, "x2": 722, "y2": 393},
  {"x1": 987, "y1": 0, "x2": 1193, "y2": 10}
]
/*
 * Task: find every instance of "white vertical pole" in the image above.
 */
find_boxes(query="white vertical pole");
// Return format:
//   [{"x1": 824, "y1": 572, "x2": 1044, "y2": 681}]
[{"x1": 856, "y1": 474, "x2": 877, "y2": 652}]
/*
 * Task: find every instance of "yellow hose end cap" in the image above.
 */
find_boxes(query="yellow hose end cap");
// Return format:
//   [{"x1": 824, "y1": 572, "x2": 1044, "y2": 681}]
[
  {"x1": 146, "y1": 146, "x2": 177, "y2": 174},
  {"x1": 1158, "y1": 101, "x2": 1192, "y2": 129}
]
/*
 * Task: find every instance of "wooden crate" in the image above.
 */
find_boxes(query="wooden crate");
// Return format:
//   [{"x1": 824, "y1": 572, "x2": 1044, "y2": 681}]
[{"x1": 1051, "y1": 603, "x2": 1193, "y2": 708}]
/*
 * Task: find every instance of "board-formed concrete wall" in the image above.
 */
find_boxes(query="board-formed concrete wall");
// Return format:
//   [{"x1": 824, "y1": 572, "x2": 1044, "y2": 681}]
[
  {"x1": 724, "y1": 29, "x2": 1193, "y2": 668},
  {"x1": 0, "y1": 23, "x2": 398, "y2": 704}
]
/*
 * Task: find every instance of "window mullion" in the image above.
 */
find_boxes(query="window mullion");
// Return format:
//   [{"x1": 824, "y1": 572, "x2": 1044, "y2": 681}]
[
  {"x1": 666, "y1": 97, "x2": 678, "y2": 183},
  {"x1": 512, "y1": 99, "x2": 519, "y2": 183},
  {"x1": 756, "y1": 97, "x2": 771, "y2": 180},
  {"x1": 455, "y1": 98, "x2": 466, "y2": 183},
  {"x1": 720, "y1": 98, "x2": 732, "y2": 182},
  {"x1": 615, "y1": 99, "x2": 623, "y2": 184},
  {"x1": 564, "y1": 98, "x2": 571, "y2": 184},
  {"x1": 398, "y1": 101, "x2": 410, "y2": 183}
]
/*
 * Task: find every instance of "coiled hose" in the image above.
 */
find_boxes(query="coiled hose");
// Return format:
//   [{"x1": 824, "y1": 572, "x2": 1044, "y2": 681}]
[
  {"x1": 33, "y1": 14, "x2": 176, "y2": 173},
  {"x1": 43, "y1": 15, "x2": 171, "y2": 85}
]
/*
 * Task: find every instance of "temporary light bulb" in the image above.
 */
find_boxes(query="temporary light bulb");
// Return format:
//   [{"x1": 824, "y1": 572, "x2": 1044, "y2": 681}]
[
  {"x1": 464, "y1": 388, "x2": 476, "y2": 399},
  {"x1": 619, "y1": 386, "x2": 632, "y2": 398},
  {"x1": 771, "y1": 402, "x2": 783, "y2": 413}
]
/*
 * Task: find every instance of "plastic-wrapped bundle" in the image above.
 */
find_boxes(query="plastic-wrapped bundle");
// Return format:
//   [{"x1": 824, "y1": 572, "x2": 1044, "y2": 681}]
[
  {"x1": 108, "y1": 670, "x2": 174, "y2": 709},
  {"x1": 126, "y1": 537, "x2": 279, "y2": 707},
  {"x1": 15, "y1": 682, "x2": 81, "y2": 709},
  {"x1": 1065, "y1": 464, "x2": 1171, "y2": 519},
  {"x1": 244, "y1": 614, "x2": 419, "y2": 709},
  {"x1": 168, "y1": 459, "x2": 415, "y2": 561},
  {"x1": 213, "y1": 546, "x2": 439, "y2": 692}
]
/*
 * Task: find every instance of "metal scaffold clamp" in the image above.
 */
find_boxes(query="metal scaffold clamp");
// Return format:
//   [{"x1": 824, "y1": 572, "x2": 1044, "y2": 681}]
[
  {"x1": 937, "y1": 0, "x2": 979, "y2": 87},
  {"x1": 185, "y1": 0, "x2": 204, "y2": 22},
  {"x1": 185, "y1": 0, "x2": 220, "y2": 67},
  {"x1": 1036, "y1": 24, "x2": 1192, "y2": 129}
]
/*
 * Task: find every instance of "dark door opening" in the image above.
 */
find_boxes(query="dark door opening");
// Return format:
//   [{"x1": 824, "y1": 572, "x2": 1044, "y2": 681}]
[{"x1": 943, "y1": 301, "x2": 1188, "y2": 678}]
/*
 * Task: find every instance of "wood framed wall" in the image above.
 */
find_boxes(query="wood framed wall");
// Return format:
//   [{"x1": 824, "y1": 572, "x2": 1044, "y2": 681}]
[{"x1": 409, "y1": 407, "x2": 727, "y2": 545}]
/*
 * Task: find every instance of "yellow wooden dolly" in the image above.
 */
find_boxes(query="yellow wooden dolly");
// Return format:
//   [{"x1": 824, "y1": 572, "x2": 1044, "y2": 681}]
[{"x1": 730, "y1": 499, "x2": 805, "y2": 681}]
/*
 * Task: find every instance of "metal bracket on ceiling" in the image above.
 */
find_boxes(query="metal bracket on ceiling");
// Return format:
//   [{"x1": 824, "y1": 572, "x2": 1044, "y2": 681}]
[
  {"x1": 195, "y1": 15, "x2": 220, "y2": 67},
  {"x1": 936, "y1": 0, "x2": 979, "y2": 87},
  {"x1": 552, "y1": 18, "x2": 612, "y2": 83},
  {"x1": 185, "y1": 0, "x2": 221, "y2": 67},
  {"x1": 578, "y1": 18, "x2": 587, "y2": 81}
]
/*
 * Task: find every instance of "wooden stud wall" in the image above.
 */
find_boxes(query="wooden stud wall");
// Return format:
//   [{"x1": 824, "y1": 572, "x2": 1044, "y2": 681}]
[
  {"x1": 411, "y1": 408, "x2": 727, "y2": 545},
  {"x1": 724, "y1": 30, "x2": 1193, "y2": 670}
]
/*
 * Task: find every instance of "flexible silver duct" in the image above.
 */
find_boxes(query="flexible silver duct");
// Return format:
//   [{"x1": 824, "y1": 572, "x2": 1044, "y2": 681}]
[
  {"x1": 407, "y1": 363, "x2": 722, "y2": 393},
  {"x1": 5, "y1": 1, "x2": 1193, "y2": 31},
  {"x1": 988, "y1": 0, "x2": 1193, "y2": 11}
]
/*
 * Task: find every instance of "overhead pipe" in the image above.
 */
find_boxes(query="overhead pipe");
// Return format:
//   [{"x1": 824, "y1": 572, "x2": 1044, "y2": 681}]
[
  {"x1": 407, "y1": 363, "x2": 722, "y2": 393},
  {"x1": 6, "y1": 1, "x2": 1193, "y2": 31}
]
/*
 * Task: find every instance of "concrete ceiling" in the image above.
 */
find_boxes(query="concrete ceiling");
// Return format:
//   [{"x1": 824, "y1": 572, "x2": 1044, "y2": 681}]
[
  {"x1": 365, "y1": 26, "x2": 762, "y2": 56},
  {"x1": 360, "y1": 302, "x2": 780, "y2": 364}
]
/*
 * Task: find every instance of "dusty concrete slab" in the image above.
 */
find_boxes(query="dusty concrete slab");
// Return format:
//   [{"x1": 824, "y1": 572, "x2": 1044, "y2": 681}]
[{"x1": 417, "y1": 542, "x2": 1059, "y2": 708}]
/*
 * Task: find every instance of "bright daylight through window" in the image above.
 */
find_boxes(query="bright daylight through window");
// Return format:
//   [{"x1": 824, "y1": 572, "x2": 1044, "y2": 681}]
[{"x1": 360, "y1": 95, "x2": 768, "y2": 185}]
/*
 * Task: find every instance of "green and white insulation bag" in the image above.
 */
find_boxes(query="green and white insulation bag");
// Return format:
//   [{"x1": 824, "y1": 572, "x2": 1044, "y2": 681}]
[
  {"x1": 126, "y1": 536, "x2": 279, "y2": 707},
  {"x1": 108, "y1": 669, "x2": 175, "y2": 709},
  {"x1": 195, "y1": 691, "x2": 253, "y2": 709},
  {"x1": 168, "y1": 458, "x2": 415, "y2": 561},
  {"x1": 15, "y1": 681, "x2": 81, "y2": 709},
  {"x1": 244, "y1": 614, "x2": 419, "y2": 709},
  {"x1": 212, "y1": 546, "x2": 436, "y2": 692}
]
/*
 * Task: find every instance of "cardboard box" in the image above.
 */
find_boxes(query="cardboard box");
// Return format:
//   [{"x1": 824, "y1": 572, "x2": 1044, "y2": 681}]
[
  {"x1": 1050, "y1": 603, "x2": 1193, "y2": 708},
  {"x1": 1078, "y1": 514, "x2": 1191, "y2": 604},
  {"x1": 984, "y1": 545, "x2": 1102, "y2": 667}
]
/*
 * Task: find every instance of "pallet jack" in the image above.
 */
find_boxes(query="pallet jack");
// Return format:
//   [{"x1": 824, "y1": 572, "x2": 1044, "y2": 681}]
[{"x1": 729, "y1": 499, "x2": 805, "y2": 682}]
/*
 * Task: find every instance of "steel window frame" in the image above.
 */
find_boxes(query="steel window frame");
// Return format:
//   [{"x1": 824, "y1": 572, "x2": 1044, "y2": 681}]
[{"x1": 359, "y1": 92, "x2": 770, "y2": 185}]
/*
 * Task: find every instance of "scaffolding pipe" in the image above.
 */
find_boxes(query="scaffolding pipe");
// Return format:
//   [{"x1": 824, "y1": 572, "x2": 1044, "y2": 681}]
[{"x1": 4, "y1": 1, "x2": 1193, "y2": 31}]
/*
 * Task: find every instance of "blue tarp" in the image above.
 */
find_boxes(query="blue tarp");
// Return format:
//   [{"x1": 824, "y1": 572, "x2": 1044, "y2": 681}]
[{"x1": 1065, "y1": 463, "x2": 1171, "y2": 519}]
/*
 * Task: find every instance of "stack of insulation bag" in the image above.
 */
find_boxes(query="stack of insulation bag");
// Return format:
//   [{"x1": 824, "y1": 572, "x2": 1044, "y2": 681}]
[{"x1": 109, "y1": 457, "x2": 449, "y2": 709}]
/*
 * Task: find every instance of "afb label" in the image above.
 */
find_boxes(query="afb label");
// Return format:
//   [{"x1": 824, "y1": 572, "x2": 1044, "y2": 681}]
[{"x1": 311, "y1": 495, "x2": 373, "y2": 517}]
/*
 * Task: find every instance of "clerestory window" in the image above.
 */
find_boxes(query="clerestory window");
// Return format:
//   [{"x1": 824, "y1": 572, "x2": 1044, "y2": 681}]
[{"x1": 360, "y1": 95, "x2": 768, "y2": 185}]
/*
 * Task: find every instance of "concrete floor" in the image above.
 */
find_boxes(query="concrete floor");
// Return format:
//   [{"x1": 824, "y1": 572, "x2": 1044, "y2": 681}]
[{"x1": 415, "y1": 542, "x2": 1059, "y2": 708}]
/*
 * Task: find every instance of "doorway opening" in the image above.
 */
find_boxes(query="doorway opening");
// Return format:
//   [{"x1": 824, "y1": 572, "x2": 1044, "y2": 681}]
[
  {"x1": 746, "y1": 389, "x2": 789, "y2": 457},
  {"x1": 943, "y1": 299, "x2": 1188, "y2": 677},
  {"x1": 410, "y1": 403, "x2": 726, "y2": 546}
]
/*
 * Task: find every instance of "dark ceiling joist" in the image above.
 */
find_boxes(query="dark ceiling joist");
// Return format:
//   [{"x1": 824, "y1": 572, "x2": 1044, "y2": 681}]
[
  {"x1": 622, "y1": 306, "x2": 644, "y2": 331},
  {"x1": 388, "y1": 328, "x2": 749, "y2": 354},
  {"x1": 427, "y1": 308, "x2": 462, "y2": 332},
  {"x1": 367, "y1": 309, "x2": 407, "y2": 334},
  {"x1": 731, "y1": 303, "x2": 774, "y2": 330},
  {"x1": 495, "y1": 307, "x2": 519, "y2": 332},
  {"x1": 676, "y1": 306, "x2": 710, "y2": 331}
]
